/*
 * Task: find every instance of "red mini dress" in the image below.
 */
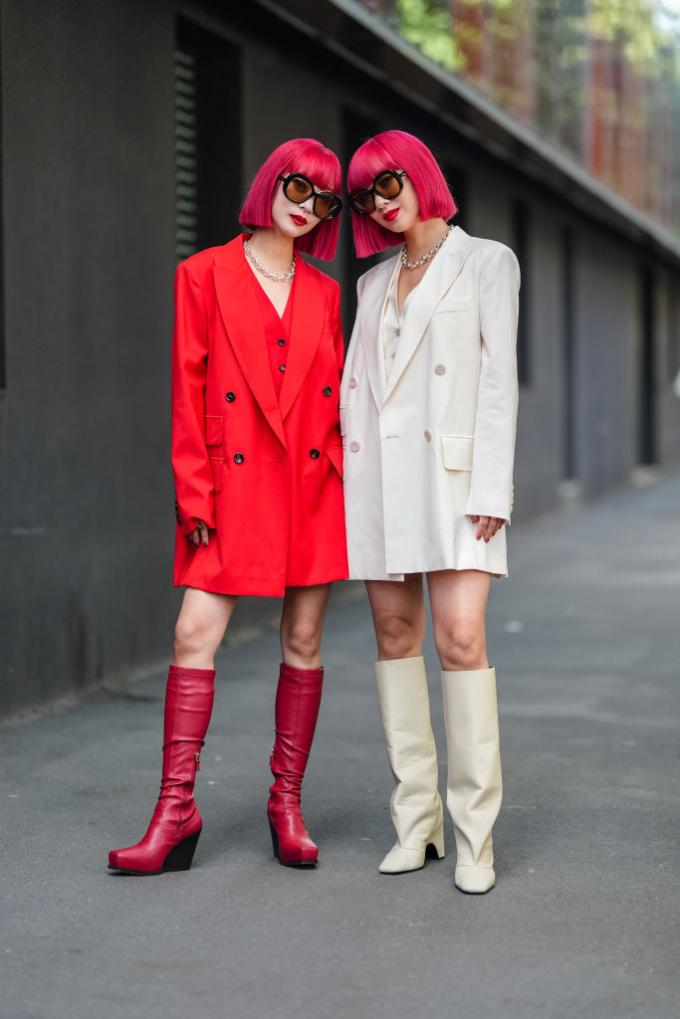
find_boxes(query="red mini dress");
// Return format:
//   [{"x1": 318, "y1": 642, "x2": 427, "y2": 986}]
[{"x1": 252, "y1": 268, "x2": 294, "y2": 399}]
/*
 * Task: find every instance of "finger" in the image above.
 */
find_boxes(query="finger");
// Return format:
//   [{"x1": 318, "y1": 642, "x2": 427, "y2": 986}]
[
  {"x1": 489, "y1": 518, "x2": 504, "y2": 540},
  {"x1": 470, "y1": 515, "x2": 480, "y2": 523},
  {"x1": 484, "y1": 518, "x2": 497, "y2": 542},
  {"x1": 476, "y1": 516, "x2": 489, "y2": 541},
  {"x1": 200, "y1": 523, "x2": 209, "y2": 547}
]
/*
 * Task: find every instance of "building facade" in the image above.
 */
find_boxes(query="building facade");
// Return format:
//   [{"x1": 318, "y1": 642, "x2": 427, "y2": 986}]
[{"x1": 1, "y1": 0, "x2": 679, "y2": 714}]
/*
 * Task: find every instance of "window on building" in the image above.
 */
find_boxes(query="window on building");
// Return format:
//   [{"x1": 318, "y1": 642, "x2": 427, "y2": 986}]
[
  {"x1": 512, "y1": 200, "x2": 531, "y2": 386},
  {"x1": 174, "y1": 46, "x2": 198, "y2": 262},
  {"x1": 174, "y1": 20, "x2": 242, "y2": 263}
]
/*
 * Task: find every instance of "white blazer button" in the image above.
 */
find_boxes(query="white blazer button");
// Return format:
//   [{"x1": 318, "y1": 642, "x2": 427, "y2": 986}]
[
  {"x1": 434, "y1": 364, "x2": 446, "y2": 376},
  {"x1": 424, "y1": 430, "x2": 432, "y2": 441},
  {"x1": 349, "y1": 441, "x2": 360, "y2": 452},
  {"x1": 348, "y1": 377, "x2": 358, "y2": 389}
]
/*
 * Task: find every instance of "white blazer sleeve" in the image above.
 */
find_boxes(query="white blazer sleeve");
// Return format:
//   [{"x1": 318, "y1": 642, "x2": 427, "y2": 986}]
[{"x1": 465, "y1": 244, "x2": 520, "y2": 522}]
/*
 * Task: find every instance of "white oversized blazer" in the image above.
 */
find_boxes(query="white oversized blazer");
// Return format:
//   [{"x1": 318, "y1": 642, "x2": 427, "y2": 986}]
[{"x1": 340, "y1": 226, "x2": 520, "y2": 581}]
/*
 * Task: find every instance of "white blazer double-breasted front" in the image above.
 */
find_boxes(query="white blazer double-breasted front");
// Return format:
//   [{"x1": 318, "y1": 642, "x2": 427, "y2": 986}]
[{"x1": 340, "y1": 226, "x2": 520, "y2": 581}]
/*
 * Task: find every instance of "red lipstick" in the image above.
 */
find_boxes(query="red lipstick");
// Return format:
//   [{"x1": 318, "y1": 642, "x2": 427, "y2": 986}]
[
  {"x1": 290, "y1": 214, "x2": 307, "y2": 226},
  {"x1": 384, "y1": 208, "x2": 399, "y2": 223}
]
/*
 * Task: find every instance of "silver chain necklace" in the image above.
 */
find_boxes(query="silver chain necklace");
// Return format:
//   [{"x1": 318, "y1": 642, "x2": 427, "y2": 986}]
[
  {"x1": 400, "y1": 225, "x2": 452, "y2": 271},
  {"x1": 244, "y1": 238, "x2": 296, "y2": 282}
]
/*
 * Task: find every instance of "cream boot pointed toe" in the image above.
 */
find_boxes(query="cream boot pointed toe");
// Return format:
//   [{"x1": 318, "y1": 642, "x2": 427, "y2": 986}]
[
  {"x1": 454, "y1": 863, "x2": 496, "y2": 894},
  {"x1": 375, "y1": 656, "x2": 445, "y2": 875},
  {"x1": 441, "y1": 667, "x2": 502, "y2": 895}
]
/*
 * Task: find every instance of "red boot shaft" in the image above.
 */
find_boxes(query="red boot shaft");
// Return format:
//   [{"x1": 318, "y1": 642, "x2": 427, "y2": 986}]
[
  {"x1": 108, "y1": 665, "x2": 215, "y2": 875},
  {"x1": 268, "y1": 663, "x2": 324, "y2": 866}
]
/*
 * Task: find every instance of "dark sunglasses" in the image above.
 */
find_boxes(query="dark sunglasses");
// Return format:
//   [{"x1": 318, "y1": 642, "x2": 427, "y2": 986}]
[
  {"x1": 278, "y1": 173, "x2": 343, "y2": 221},
  {"x1": 349, "y1": 169, "x2": 407, "y2": 215}
]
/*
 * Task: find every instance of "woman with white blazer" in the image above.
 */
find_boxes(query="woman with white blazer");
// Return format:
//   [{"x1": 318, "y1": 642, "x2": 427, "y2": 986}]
[{"x1": 342, "y1": 130, "x2": 520, "y2": 894}]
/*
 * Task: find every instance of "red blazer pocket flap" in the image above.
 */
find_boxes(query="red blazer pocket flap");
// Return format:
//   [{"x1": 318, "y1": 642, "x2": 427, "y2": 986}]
[{"x1": 205, "y1": 414, "x2": 224, "y2": 446}]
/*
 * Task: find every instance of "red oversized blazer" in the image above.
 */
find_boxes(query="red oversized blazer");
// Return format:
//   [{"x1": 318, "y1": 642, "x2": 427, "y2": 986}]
[{"x1": 171, "y1": 235, "x2": 348, "y2": 597}]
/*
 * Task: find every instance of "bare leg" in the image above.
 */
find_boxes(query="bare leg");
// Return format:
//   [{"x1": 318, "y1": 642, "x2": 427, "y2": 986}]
[
  {"x1": 173, "y1": 587, "x2": 239, "y2": 669},
  {"x1": 279, "y1": 583, "x2": 332, "y2": 667},
  {"x1": 366, "y1": 574, "x2": 426, "y2": 662},
  {"x1": 426, "y1": 569, "x2": 491, "y2": 671}
]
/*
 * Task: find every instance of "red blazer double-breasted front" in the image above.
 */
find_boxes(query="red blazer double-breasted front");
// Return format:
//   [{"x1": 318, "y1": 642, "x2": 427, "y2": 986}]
[{"x1": 172, "y1": 234, "x2": 348, "y2": 597}]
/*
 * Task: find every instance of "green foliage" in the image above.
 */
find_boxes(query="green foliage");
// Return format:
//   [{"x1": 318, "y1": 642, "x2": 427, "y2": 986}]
[
  {"x1": 396, "y1": 0, "x2": 464, "y2": 71},
  {"x1": 585, "y1": 0, "x2": 680, "y2": 80}
]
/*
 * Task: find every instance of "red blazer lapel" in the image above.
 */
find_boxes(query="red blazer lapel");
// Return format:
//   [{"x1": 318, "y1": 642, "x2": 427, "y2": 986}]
[
  {"x1": 279, "y1": 257, "x2": 325, "y2": 421},
  {"x1": 213, "y1": 237, "x2": 286, "y2": 448}
]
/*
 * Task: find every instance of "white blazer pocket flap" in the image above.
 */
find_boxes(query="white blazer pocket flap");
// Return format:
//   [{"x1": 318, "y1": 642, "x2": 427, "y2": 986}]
[{"x1": 441, "y1": 434, "x2": 474, "y2": 472}]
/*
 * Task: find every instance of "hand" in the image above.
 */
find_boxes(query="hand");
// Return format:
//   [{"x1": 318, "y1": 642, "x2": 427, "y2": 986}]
[
  {"x1": 469, "y1": 515, "x2": 506, "y2": 543},
  {"x1": 188, "y1": 520, "x2": 210, "y2": 549}
]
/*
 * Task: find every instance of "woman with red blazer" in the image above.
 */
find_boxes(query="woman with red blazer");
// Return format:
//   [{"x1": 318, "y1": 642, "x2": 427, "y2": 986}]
[{"x1": 108, "y1": 138, "x2": 347, "y2": 875}]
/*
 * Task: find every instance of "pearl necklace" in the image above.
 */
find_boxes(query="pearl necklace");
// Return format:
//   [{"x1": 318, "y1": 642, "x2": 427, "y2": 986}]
[
  {"x1": 400, "y1": 225, "x2": 452, "y2": 270},
  {"x1": 244, "y1": 239, "x2": 296, "y2": 282}
]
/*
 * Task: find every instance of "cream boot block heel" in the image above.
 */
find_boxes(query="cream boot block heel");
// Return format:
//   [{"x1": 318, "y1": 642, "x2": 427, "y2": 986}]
[
  {"x1": 375, "y1": 657, "x2": 445, "y2": 875},
  {"x1": 441, "y1": 667, "x2": 502, "y2": 895},
  {"x1": 379, "y1": 819, "x2": 445, "y2": 874}
]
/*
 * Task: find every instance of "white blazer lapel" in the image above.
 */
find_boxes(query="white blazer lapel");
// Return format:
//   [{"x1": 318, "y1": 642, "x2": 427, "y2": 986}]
[
  {"x1": 359, "y1": 255, "x2": 399, "y2": 410},
  {"x1": 383, "y1": 228, "x2": 471, "y2": 405}
]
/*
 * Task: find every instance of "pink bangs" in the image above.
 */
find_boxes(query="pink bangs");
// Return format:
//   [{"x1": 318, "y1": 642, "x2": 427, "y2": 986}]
[
  {"x1": 347, "y1": 130, "x2": 457, "y2": 257},
  {"x1": 239, "y1": 138, "x2": 342, "y2": 260}
]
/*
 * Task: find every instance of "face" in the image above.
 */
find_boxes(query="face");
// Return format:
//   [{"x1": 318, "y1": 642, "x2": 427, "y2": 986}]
[
  {"x1": 270, "y1": 174, "x2": 322, "y2": 240},
  {"x1": 366, "y1": 170, "x2": 420, "y2": 233}
]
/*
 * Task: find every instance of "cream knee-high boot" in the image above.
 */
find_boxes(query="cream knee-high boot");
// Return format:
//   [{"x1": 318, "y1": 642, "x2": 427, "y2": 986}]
[
  {"x1": 374, "y1": 656, "x2": 445, "y2": 874},
  {"x1": 441, "y1": 667, "x2": 502, "y2": 894}
]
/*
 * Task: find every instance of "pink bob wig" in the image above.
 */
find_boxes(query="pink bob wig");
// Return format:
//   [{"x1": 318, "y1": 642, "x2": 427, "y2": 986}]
[
  {"x1": 239, "y1": 138, "x2": 342, "y2": 261},
  {"x1": 347, "y1": 130, "x2": 457, "y2": 257}
]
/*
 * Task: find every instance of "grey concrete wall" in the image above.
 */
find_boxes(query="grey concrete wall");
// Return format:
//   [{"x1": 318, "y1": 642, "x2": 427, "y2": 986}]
[
  {"x1": 0, "y1": 0, "x2": 178, "y2": 714},
  {"x1": 1, "y1": 0, "x2": 680, "y2": 715}
]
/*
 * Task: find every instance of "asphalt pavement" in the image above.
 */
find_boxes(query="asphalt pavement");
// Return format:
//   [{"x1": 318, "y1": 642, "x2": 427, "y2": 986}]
[{"x1": 2, "y1": 471, "x2": 680, "y2": 1019}]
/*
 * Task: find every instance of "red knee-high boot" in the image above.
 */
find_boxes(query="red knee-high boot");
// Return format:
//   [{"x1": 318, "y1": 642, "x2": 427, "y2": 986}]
[
  {"x1": 267, "y1": 663, "x2": 324, "y2": 867},
  {"x1": 108, "y1": 664, "x2": 215, "y2": 875}
]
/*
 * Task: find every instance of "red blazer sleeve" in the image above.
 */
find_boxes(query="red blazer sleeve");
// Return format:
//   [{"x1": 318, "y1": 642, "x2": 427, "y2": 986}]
[{"x1": 172, "y1": 260, "x2": 216, "y2": 533}]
